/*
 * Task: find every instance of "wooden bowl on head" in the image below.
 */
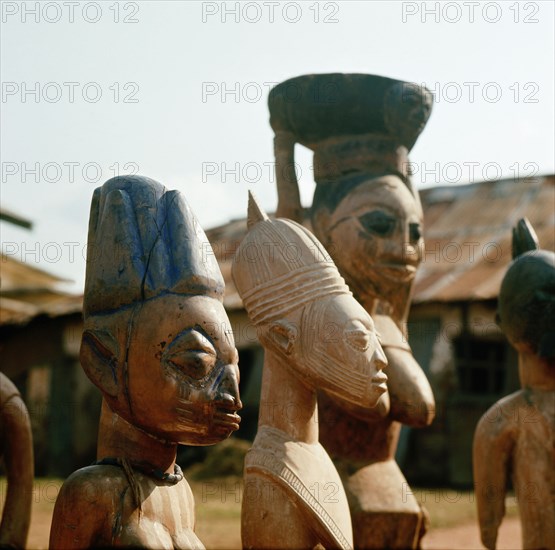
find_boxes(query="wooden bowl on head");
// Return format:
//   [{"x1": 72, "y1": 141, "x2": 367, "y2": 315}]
[{"x1": 268, "y1": 73, "x2": 433, "y2": 151}]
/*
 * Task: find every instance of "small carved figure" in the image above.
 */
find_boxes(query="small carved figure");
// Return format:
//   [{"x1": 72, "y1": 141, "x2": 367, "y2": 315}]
[
  {"x1": 49, "y1": 176, "x2": 242, "y2": 549},
  {"x1": 268, "y1": 73, "x2": 435, "y2": 549},
  {"x1": 473, "y1": 218, "x2": 555, "y2": 550},
  {"x1": 234, "y1": 193, "x2": 388, "y2": 550},
  {"x1": 0, "y1": 373, "x2": 33, "y2": 549}
]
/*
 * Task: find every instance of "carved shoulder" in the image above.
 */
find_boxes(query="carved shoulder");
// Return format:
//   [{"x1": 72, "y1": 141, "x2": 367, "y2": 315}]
[
  {"x1": 475, "y1": 391, "x2": 524, "y2": 449},
  {"x1": 49, "y1": 465, "x2": 128, "y2": 549}
]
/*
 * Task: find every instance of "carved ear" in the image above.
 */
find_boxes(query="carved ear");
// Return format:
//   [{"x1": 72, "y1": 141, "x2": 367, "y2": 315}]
[
  {"x1": 267, "y1": 320, "x2": 298, "y2": 356},
  {"x1": 80, "y1": 329, "x2": 120, "y2": 397}
]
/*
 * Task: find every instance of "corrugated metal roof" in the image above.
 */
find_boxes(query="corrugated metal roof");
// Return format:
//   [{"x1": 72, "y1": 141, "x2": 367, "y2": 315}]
[
  {"x1": 206, "y1": 175, "x2": 555, "y2": 309},
  {"x1": 0, "y1": 254, "x2": 81, "y2": 325},
  {"x1": 413, "y1": 175, "x2": 554, "y2": 302},
  {"x1": 1, "y1": 253, "x2": 69, "y2": 292},
  {"x1": 0, "y1": 294, "x2": 82, "y2": 325}
]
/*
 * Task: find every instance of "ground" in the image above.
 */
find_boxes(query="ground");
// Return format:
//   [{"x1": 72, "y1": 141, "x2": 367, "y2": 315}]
[{"x1": 1, "y1": 478, "x2": 521, "y2": 549}]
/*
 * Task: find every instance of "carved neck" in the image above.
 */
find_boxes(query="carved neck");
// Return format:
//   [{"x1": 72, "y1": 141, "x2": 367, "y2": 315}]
[
  {"x1": 258, "y1": 350, "x2": 319, "y2": 444},
  {"x1": 97, "y1": 399, "x2": 177, "y2": 475},
  {"x1": 518, "y1": 352, "x2": 555, "y2": 391}
]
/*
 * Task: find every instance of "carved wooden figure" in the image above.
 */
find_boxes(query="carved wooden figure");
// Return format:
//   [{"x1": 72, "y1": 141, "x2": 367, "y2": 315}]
[
  {"x1": 0, "y1": 373, "x2": 33, "y2": 549},
  {"x1": 234, "y1": 193, "x2": 388, "y2": 550},
  {"x1": 269, "y1": 73, "x2": 436, "y2": 549},
  {"x1": 49, "y1": 176, "x2": 242, "y2": 549},
  {"x1": 473, "y1": 218, "x2": 555, "y2": 550}
]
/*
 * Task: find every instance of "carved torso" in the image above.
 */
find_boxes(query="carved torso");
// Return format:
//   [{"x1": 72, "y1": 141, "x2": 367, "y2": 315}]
[
  {"x1": 245, "y1": 425, "x2": 353, "y2": 550},
  {"x1": 235, "y1": 195, "x2": 388, "y2": 549},
  {"x1": 499, "y1": 390, "x2": 555, "y2": 549},
  {"x1": 318, "y1": 311, "x2": 432, "y2": 549},
  {"x1": 56, "y1": 465, "x2": 203, "y2": 549}
]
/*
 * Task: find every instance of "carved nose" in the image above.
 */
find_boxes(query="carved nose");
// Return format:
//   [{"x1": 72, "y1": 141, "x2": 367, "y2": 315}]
[
  {"x1": 373, "y1": 346, "x2": 388, "y2": 371},
  {"x1": 216, "y1": 365, "x2": 242, "y2": 410}
]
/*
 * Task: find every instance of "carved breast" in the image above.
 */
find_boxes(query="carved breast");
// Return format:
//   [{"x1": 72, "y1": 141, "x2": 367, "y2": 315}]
[{"x1": 112, "y1": 475, "x2": 203, "y2": 550}]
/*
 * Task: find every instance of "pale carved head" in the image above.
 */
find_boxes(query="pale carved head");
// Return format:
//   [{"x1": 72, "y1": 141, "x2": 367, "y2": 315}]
[
  {"x1": 232, "y1": 193, "x2": 387, "y2": 408},
  {"x1": 80, "y1": 176, "x2": 241, "y2": 446},
  {"x1": 497, "y1": 218, "x2": 555, "y2": 362}
]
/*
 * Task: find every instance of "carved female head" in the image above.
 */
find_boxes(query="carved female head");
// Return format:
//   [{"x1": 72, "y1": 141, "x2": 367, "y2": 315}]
[
  {"x1": 232, "y1": 194, "x2": 387, "y2": 408},
  {"x1": 80, "y1": 176, "x2": 241, "y2": 446},
  {"x1": 311, "y1": 174, "x2": 423, "y2": 314},
  {"x1": 268, "y1": 73, "x2": 431, "y2": 317}
]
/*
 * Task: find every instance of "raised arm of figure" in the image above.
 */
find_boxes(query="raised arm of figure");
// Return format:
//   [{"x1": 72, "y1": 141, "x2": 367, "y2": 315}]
[{"x1": 0, "y1": 374, "x2": 33, "y2": 549}]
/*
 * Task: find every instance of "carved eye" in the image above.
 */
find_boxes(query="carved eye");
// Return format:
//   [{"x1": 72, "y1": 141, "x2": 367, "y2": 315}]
[
  {"x1": 358, "y1": 211, "x2": 396, "y2": 238},
  {"x1": 166, "y1": 350, "x2": 216, "y2": 380},
  {"x1": 409, "y1": 223, "x2": 422, "y2": 243},
  {"x1": 162, "y1": 330, "x2": 217, "y2": 380},
  {"x1": 82, "y1": 330, "x2": 118, "y2": 361},
  {"x1": 345, "y1": 329, "x2": 370, "y2": 352}
]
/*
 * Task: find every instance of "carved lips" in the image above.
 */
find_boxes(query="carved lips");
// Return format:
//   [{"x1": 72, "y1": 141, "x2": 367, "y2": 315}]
[
  {"x1": 378, "y1": 263, "x2": 417, "y2": 283},
  {"x1": 371, "y1": 372, "x2": 388, "y2": 393},
  {"x1": 213, "y1": 407, "x2": 242, "y2": 431}
]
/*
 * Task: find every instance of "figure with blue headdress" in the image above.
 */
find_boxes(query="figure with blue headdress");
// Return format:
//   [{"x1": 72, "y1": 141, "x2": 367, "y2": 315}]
[{"x1": 49, "y1": 176, "x2": 242, "y2": 549}]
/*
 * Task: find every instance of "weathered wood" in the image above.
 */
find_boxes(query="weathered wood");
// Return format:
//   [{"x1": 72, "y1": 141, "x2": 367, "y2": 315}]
[
  {"x1": 49, "y1": 176, "x2": 241, "y2": 549},
  {"x1": 269, "y1": 73, "x2": 435, "y2": 549},
  {"x1": 0, "y1": 372, "x2": 34, "y2": 549},
  {"x1": 234, "y1": 193, "x2": 387, "y2": 549},
  {"x1": 473, "y1": 217, "x2": 555, "y2": 550}
]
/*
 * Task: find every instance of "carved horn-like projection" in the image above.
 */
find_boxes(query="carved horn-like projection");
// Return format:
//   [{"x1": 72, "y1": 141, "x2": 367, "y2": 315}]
[
  {"x1": 512, "y1": 216, "x2": 540, "y2": 259},
  {"x1": 247, "y1": 191, "x2": 269, "y2": 229}
]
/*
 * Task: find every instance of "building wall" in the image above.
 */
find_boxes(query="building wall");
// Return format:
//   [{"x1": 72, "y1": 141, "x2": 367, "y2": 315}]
[
  {"x1": 405, "y1": 301, "x2": 519, "y2": 486},
  {"x1": 0, "y1": 314, "x2": 101, "y2": 477}
]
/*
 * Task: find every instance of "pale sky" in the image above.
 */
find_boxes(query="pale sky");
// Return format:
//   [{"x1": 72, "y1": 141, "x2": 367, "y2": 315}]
[{"x1": 1, "y1": 0, "x2": 554, "y2": 292}]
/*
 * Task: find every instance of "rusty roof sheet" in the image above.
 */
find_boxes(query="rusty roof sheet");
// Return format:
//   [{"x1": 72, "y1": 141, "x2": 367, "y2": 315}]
[
  {"x1": 0, "y1": 254, "x2": 80, "y2": 325},
  {"x1": 413, "y1": 175, "x2": 554, "y2": 303},
  {"x1": 206, "y1": 175, "x2": 555, "y2": 309},
  {"x1": 1, "y1": 253, "x2": 69, "y2": 292},
  {"x1": 0, "y1": 294, "x2": 83, "y2": 326}
]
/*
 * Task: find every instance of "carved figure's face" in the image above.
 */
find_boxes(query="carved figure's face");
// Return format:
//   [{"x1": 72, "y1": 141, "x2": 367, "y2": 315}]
[
  {"x1": 263, "y1": 292, "x2": 387, "y2": 409},
  {"x1": 302, "y1": 293, "x2": 388, "y2": 408},
  {"x1": 81, "y1": 294, "x2": 241, "y2": 446},
  {"x1": 320, "y1": 176, "x2": 423, "y2": 304}
]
